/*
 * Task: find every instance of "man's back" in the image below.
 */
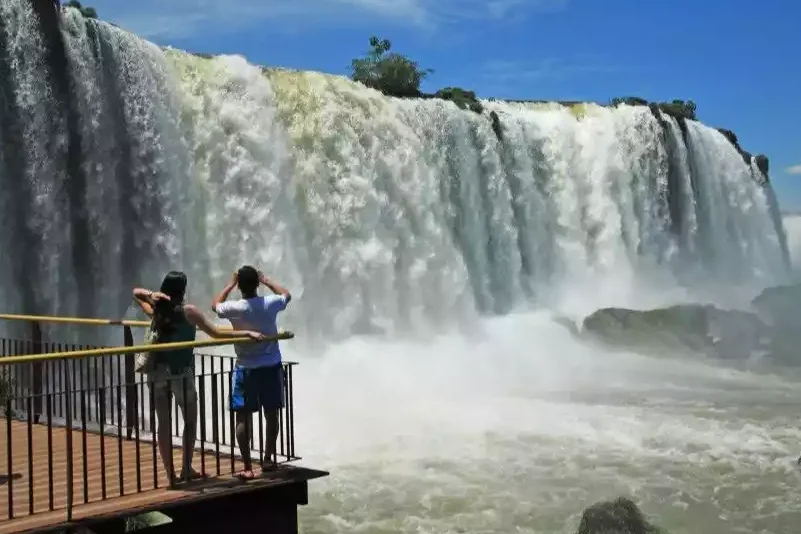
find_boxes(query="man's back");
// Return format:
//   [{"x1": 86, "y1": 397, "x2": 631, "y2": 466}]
[{"x1": 215, "y1": 294, "x2": 288, "y2": 368}]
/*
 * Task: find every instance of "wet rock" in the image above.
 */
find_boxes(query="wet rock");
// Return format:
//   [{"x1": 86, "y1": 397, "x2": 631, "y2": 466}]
[
  {"x1": 576, "y1": 497, "x2": 662, "y2": 534},
  {"x1": 489, "y1": 110, "x2": 503, "y2": 141},
  {"x1": 715, "y1": 127, "x2": 754, "y2": 167},
  {"x1": 716, "y1": 127, "x2": 739, "y2": 146},
  {"x1": 581, "y1": 302, "x2": 771, "y2": 361},
  {"x1": 30, "y1": 0, "x2": 60, "y2": 36},
  {"x1": 580, "y1": 282, "x2": 801, "y2": 366},
  {"x1": 581, "y1": 304, "x2": 717, "y2": 355},
  {"x1": 610, "y1": 96, "x2": 649, "y2": 107},
  {"x1": 754, "y1": 154, "x2": 769, "y2": 176}
]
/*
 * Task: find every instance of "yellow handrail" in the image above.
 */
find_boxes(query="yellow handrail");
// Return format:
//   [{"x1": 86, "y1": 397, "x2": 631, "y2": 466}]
[
  {"x1": 0, "y1": 313, "x2": 234, "y2": 330},
  {"x1": 0, "y1": 331, "x2": 295, "y2": 365},
  {"x1": 0, "y1": 313, "x2": 151, "y2": 327}
]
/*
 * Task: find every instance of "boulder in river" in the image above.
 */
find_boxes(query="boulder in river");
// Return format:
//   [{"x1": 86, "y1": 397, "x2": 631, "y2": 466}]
[
  {"x1": 576, "y1": 497, "x2": 662, "y2": 534},
  {"x1": 578, "y1": 282, "x2": 801, "y2": 366}
]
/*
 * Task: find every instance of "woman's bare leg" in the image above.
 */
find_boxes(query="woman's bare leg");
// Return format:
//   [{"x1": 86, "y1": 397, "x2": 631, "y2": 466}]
[
  {"x1": 153, "y1": 386, "x2": 176, "y2": 486},
  {"x1": 179, "y1": 383, "x2": 198, "y2": 480}
]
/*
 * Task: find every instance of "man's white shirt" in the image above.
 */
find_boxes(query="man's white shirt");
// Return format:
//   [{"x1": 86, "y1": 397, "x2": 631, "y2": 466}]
[{"x1": 214, "y1": 294, "x2": 288, "y2": 368}]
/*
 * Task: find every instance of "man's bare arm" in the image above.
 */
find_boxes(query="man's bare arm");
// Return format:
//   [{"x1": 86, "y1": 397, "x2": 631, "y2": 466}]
[
  {"x1": 211, "y1": 272, "x2": 238, "y2": 312},
  {"x1": 258, "y1": 271, "x2": 291, "y2": 302}
]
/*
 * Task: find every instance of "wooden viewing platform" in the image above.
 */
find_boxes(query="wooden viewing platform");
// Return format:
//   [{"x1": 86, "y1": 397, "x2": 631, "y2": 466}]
[
  {"x1": 0, "y1": 419, "x2": 328, "y2": 534},
  {"x1": 0, "y1": 313, "x2": 329, "y2": 534}
]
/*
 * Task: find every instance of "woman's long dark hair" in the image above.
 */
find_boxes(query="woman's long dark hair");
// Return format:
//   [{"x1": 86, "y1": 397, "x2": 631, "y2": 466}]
[{"x1": 152, "y1": 271, "x2": 188, "y2": 340}]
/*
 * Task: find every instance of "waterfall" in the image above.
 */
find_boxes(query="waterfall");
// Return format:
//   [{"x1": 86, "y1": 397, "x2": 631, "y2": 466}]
[{"x1": 0, "y1": 1, "x2": 790, "y2": 344}]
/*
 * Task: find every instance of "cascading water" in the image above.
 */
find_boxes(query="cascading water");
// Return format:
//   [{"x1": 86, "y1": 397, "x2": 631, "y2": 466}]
[
  {"x1": 2, "y1": 2, "x2": 800, "y2": 533},
  {"x1": 783, "y1": 214, "x2": 801, "y2": 271},
  {"x1": 0, "y1": 2, "x2": 790, "y2": 337}
]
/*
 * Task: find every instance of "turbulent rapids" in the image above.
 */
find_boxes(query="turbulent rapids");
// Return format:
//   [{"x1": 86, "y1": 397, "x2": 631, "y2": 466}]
[{"x1": 2, "y1": 2, "x2": 801, "y2": 533}]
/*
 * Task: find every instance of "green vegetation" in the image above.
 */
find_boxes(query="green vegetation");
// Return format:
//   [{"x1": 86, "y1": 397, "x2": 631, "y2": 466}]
[
  {"x1": 349, "y1": 36, "x2": 432, "y2": 98},
  {"x1": 349, "y1": 37, "x2": 484, "y2": 115},
  {"x1": 64, "y1": 0, "x2": 98, "y2": 19},
  {"x1": 609, "y1": 96, "x2": 649, "y2": 107},
  {"x1": 657, "y1": 99, "x2": 697, "y2": 120},
  {"x1": 347, "y1": 36, "x2": 702, "y2": 126},
  {"x1": 434, "y1": 87, "x2": 483, "y2": 114},
  {"x1": 344, "y1": 37, "x2": 759, "y2": 159},
  {"x1": 610, "y1": 96, "x2": 697, "y2": 121},
  {"x1": 125, "y1": 511, "x2": 173, "y2": 532}
]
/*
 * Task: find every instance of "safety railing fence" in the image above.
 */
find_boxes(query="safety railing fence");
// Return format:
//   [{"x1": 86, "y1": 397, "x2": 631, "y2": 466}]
[
  {"x1": 1, "y1": 344, "x2": 298, "y2": 463},
  {"x1": 0, "y1": 314, "x2": 298, "y2": 524}
]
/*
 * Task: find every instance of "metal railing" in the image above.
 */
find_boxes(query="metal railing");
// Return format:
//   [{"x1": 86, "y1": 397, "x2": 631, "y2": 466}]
[{"x1": 0, "y1": 314, "x2": 299, "y2": 525}]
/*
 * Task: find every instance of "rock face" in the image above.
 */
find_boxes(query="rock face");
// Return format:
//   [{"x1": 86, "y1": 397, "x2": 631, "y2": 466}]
[
  {"x1": 606, "y1": 98, "x2": 770, "y2": 185},
  {"x1": 576, "y1": 497, "x2": 662, "y2": 534},
  {"x1": 580, "y1": 282, "x2": 801, "y2": 366},
  {"x1": 755, "y1": 154, "x2": 769, "y2": 175},
  {"x1": 30, "y1": 0, "x2": 59, "y2": 35}
]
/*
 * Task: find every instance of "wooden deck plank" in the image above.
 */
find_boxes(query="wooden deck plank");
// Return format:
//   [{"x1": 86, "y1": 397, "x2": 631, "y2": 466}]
[{"x1": 0, "y1": 418, "x2": 305, "y2": 534}]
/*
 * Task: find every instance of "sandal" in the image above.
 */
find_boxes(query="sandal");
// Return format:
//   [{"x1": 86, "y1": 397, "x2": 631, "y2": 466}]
[{"x1": 236, "y1": 469, "x2": 256, "y2": 481}]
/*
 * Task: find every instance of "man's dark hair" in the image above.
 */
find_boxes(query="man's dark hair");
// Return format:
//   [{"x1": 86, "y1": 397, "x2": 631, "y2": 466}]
[{"x1": 237, "y1": 265, "x2": 259, "y2": 296}]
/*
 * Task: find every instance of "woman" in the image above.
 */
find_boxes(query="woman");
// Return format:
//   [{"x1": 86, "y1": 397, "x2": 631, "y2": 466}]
[{"x1": 133, "y1": 271, "x2": 265, "y2": 487}]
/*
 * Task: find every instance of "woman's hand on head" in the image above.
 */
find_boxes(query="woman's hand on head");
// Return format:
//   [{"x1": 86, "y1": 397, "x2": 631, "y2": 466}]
[{"x1": 151, "y1": 291, "x2": 171, "y2": 302}]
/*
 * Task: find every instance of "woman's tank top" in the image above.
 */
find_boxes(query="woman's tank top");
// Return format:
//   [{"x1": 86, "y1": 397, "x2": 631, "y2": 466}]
[{"x1": 154, "y1": 310, "x2": 196, "y2": 374}]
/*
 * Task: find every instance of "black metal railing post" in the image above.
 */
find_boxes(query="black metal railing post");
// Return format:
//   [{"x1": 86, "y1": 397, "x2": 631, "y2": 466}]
[
  {"x1": 31, "y1": 321, "x2": 43, "y2": 424},
  {"x1": 64, "y1": 363, "x2": 74, "y2": 522},
  {"x1": 5, "y1": 396, "x2": 13, "y2": 520},
  {"x1": 0, "y1": 328, "x2": 301, "y2": 527},
  {"x1": 123, "y1": 326, "x2": 137, "y2": 440}
]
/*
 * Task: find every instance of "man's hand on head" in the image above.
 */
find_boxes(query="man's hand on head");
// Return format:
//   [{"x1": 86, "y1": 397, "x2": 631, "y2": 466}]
[
  {"x1": 212, "y1": 271, "x2": 239, "y2": 312},
  {"x1": 257, "y1": 270, "x2": 291, "y2": 301}
]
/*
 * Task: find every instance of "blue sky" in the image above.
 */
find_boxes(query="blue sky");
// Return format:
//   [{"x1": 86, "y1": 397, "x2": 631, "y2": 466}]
[{"x1": 92, "y1": 0, "x2": 801, "y2": 209}]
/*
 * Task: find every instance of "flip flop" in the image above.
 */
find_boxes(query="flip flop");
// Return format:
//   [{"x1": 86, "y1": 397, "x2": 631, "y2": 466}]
[{"x1": 236, "y1": 469, "x2": 256, "y2": 481}]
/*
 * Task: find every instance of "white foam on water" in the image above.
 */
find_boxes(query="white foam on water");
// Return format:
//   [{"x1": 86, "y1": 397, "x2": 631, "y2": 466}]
[{"x1": 292, "y1": 311, "x2": 801, "y2": 533}]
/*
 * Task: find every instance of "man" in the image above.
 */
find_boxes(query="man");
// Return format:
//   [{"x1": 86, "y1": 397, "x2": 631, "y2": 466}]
[{"x1": 212, "y1": 266, "x2": 291, "y2": 479}]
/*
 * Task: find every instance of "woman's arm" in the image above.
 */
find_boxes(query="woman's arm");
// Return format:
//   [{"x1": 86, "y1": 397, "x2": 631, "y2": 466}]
[
  {"x1": 183, "y1": 304, "x2": 264, "y2": 340},
  {"x1": 132, "y1": 287, "x2": 169, "y2": 318}
]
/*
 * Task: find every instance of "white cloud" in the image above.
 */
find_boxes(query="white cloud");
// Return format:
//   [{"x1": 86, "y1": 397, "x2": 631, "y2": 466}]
[
  {"x1": 89, "y1": 0, "x2": 566, "y2": 40},
  {"x1": 786, "y1": 165, "x2": 801, "y2": 175}
]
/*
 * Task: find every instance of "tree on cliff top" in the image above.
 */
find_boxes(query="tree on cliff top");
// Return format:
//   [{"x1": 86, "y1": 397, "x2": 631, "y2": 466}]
[
  {"x1": 350, "y1": 36, "x2": 432, "y2": 98},
  {"x1": 64, "y1": 0, "x2": 98, "y2": 19}
]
